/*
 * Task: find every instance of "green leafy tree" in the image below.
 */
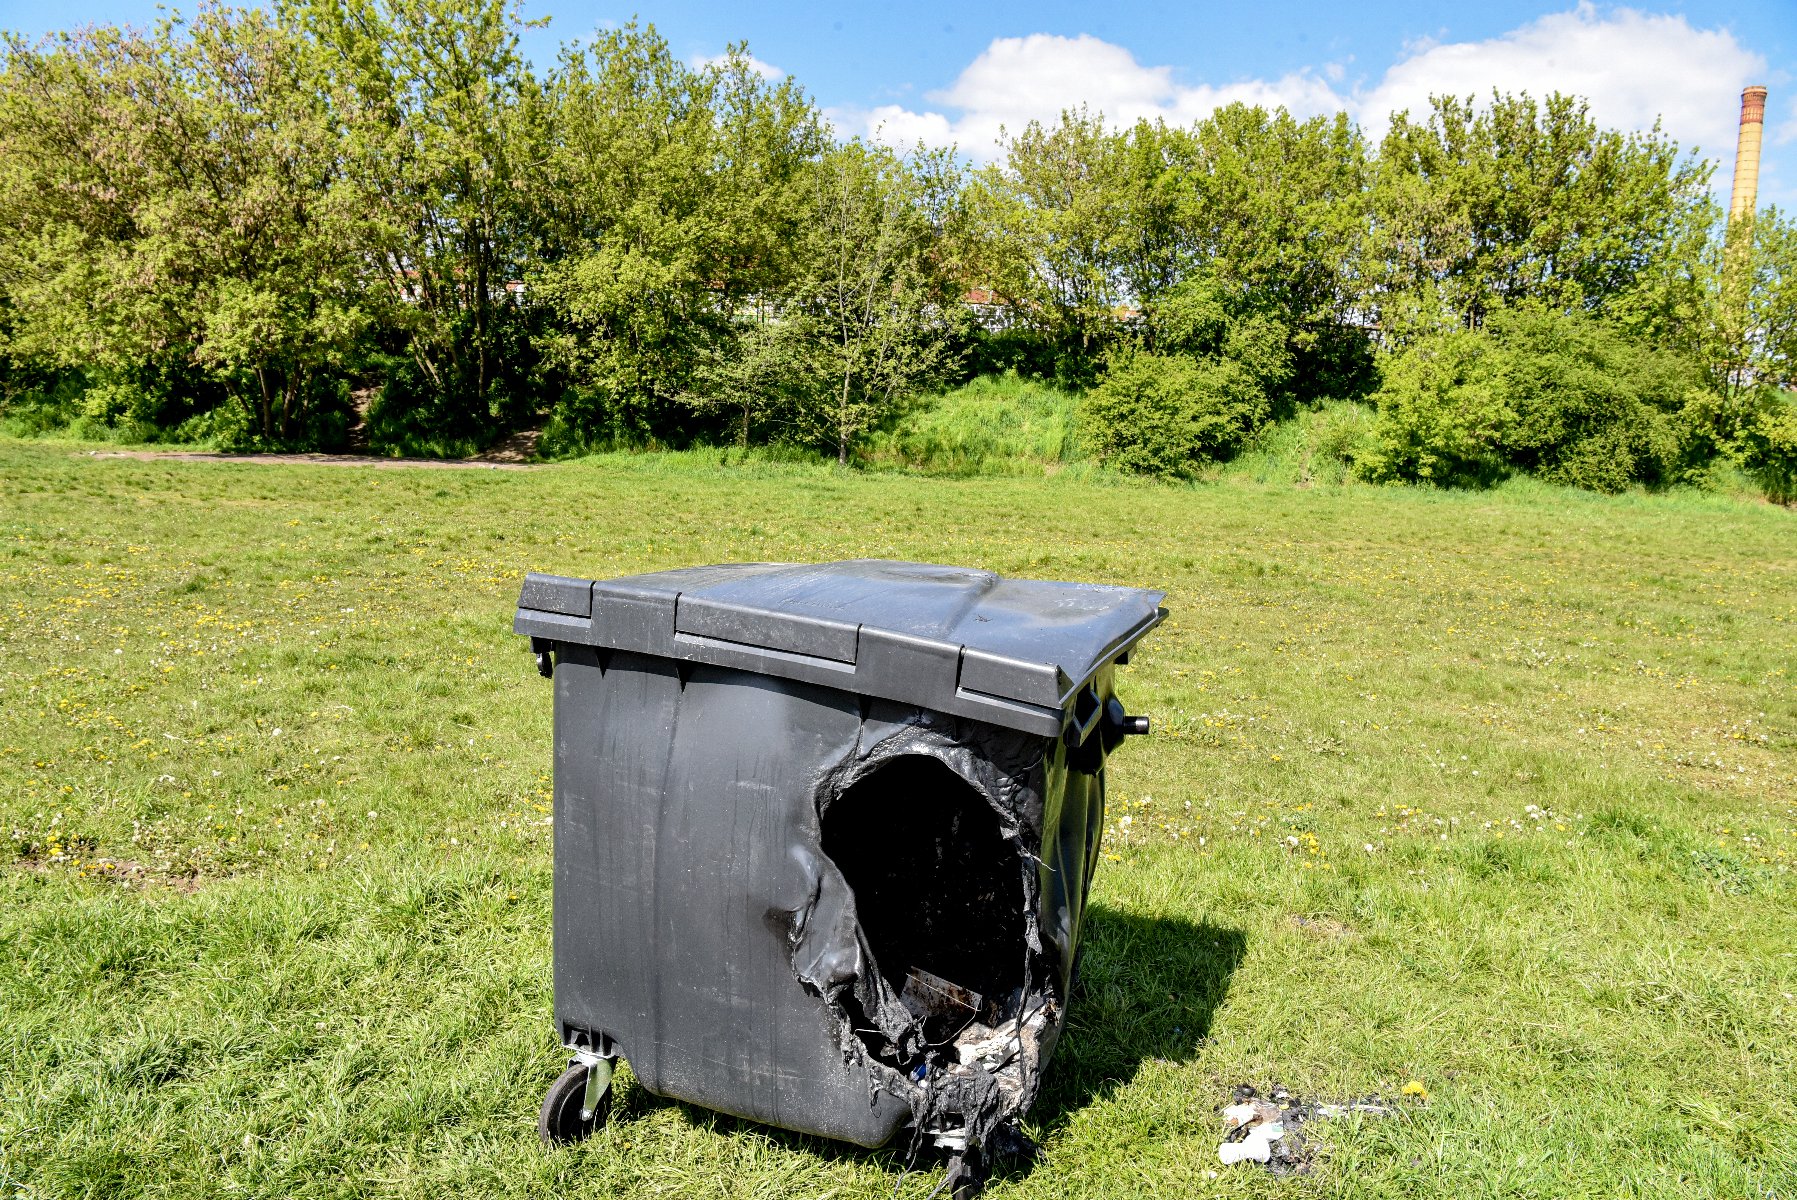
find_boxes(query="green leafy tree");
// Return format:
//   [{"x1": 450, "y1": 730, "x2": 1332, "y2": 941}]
[
  {"x1": 963, "y1": 109, "x2": 1133, "y2": 376},
  {"x1": 177, "y1": 7, "x2": 368, "y2": 445},
  {"x1": 0, "y1": 26, "x2": 200, "y2": 424},
  {"x1": 297, "y1": 0, "x2": 536, "y2": 445},
  {"x1": 1612, "y1": 203, "x2": 1797, "y2": 492},
  {"x1": 0, "y1": 10, "x2": 365, "y2": 445},
  {"x1": 1371, "y1": 92, "x2": 1712, "y2": 337},
  {"x1": 683, "y1": 309, "x2": 813, "y2": 449},
  {"x1": 524, "y1": 27, "x2": 821, "y2": 446},
  {"x1": 966, "y1": 106, "x2": 1373, "y2": 396},
  {"x1": 1717, "y1": 208, "x2": 1797, "y2": 398},
  {"x1": 1158, "y1": 106, "x2": 1375, "y2": 399},
  {"x1": 787, "y1": 141, "x2": 958, "y2": 463}
]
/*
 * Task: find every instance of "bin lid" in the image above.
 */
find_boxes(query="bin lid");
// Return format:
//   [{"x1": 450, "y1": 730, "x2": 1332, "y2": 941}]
[{"x1": 514, "y1": 560, "x2": 1165, "y2": 738}]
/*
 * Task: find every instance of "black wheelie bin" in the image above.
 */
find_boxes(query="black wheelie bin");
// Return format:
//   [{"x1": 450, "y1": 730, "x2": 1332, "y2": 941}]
[{"x1": 514, "y1": 559, "x2": 1164, "y2": 1193}]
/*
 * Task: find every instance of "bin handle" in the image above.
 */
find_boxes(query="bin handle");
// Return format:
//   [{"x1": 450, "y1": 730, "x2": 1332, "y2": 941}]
[
  {"x1": 1064, "y1": 684, "x2": 1104, "y2": 746},
  {"x1": 1109, "y1": 699, "x2": 1150, "y2": 736}
]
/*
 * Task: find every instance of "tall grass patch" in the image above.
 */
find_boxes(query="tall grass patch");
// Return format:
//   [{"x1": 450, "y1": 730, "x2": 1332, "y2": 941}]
[{"x1": 861, "y1": 373, "x2": 1090, "y2": 475}]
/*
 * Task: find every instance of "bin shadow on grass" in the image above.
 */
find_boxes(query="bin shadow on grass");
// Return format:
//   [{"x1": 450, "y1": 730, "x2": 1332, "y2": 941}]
[
  {"x1": 627, "y1": 902, "x2": 1245, "y2": 1185},
  {"x1": 1030, "y1": 904, "x2": 1247, "y2": 1134}
]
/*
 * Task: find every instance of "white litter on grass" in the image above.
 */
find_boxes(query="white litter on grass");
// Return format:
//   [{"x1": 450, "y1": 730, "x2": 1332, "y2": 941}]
[
  {"x1": 1316, "y1": 1101, "x2": 1394, "y2": 1118},
  {"x1": 1221, "y1": 1102, "x2": 1259, "y2": 1130},
  {"x1": 1219, "y1": 1122, "x2": 1284, "y2": 1164},
  {"x1": 1217, "y1": 1086, "x2": 1396, "y2": 1171}
]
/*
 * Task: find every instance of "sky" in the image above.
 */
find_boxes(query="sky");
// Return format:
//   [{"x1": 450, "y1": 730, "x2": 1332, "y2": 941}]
[{"x1": 3, "y1": 0, "x2": 1793, "y2": 207}]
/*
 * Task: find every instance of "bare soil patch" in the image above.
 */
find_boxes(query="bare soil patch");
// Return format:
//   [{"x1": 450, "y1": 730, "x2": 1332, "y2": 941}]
[{"x1": 86, "y1": 449, "x2": 536, "y2": 470}]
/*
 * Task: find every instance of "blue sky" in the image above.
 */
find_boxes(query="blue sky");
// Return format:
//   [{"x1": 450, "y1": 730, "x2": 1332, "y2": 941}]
[{"x1": 4, "y1": 0, "x2": 1792, "y2": 205}]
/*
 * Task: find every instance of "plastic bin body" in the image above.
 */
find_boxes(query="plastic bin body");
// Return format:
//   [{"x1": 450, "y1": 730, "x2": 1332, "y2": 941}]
[{"x1": 515, "y1": 561, "x2": 1163, "y2": 1148}]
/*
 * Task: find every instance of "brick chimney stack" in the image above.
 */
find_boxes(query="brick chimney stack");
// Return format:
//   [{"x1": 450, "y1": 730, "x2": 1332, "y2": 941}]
[{"x1": 1729, "y1": 86, "x2": 1769, "y2": 225}]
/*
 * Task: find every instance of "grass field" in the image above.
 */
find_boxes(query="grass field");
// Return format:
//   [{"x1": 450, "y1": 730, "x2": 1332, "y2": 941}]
[{"x1": 2, "y1": 436, "x2": 1794, "y2": 1199}]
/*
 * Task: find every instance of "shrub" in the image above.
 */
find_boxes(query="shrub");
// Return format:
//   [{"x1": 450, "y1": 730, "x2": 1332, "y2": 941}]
[
  {"x1": 1739, "y1": 391, "x2": 1797, "y2": 503},
  {"x1": 1149, "y1": 280, "x2": 1295, "y2": 413},
  {"x1": 1082, "y1": 352, "x2": 1272, "y2": 478},
  {"x1": 0, "y1": 368, "x2": 84, "y2": 437},
  {"x1": 1354, "y1": 331, "x2": 1513, "y2": 486},
  {"x1": 1491, "y1": 308, "x2": 1687, "y2": 491},
  {"x1": 1080, "y1": 278, "x2": 1296, "y2": 478},
  {"x1": 1361, "y1": 307, "x2": 1709, "y2": 492},
  {"x1": 170, "y1": 403, "x2": 256, "y2": 448}
]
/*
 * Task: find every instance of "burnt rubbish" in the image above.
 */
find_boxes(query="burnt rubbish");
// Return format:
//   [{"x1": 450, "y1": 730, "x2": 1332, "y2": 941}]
[{"x1": 515, "y1": 559, "x2": 1163, "y2": 1180}]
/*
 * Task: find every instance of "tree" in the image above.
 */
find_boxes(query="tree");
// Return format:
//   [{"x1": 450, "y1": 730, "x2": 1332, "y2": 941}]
[
  {"x1": 963, "y1": 106, "x2": 1374, "y2": 397},
  {"x1": 0, "y1": 9, "x2": 365, "y2": 446},
  {"x1": 177, "y1": 7, "x2": 367, "y2": 445},
  {"x1": 963, "y1": 109, "x2": 1133, "y2": 376},
  {"x1": 788, "y1": 142, "x2": 957, "y2": 463},
  {"x1": 1371, "y1": 92, "x2": 1712, "y2": 337},
  {"x1": 682, "y1": 309, "x2": 811, "y2": 448},
  {"x1": 1129, "y1": 106, "x2": 1376, "y2": 402},
  {"x1": 1638, "y1": 206, "x2": 1797, "y2": 496},
  {"x1": 1723, "y1": 208, "x2": 1797, "y2": 397},
  {"x1": 523, "y1": 26, "x2": 822, "y2": 446},
  {"x1": 297, "y1": 0, "x2": 536, "y2": 443},
  {"x1": 1186, "y1": 106, "x2": 1375, "y2": 399},
  {"x1": 0, "y1": 25, "x2": 200, "y2": 423}
]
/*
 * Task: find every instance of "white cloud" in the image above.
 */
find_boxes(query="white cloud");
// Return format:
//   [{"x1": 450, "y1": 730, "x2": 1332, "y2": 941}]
[
  {"x1": 1356, "y1": 5, "x2": 1763, "y2": 161},
  {"x1": 691, "y1": 52, "x2": 785, "y2": 82},
  {"x1": 838, "y1": 33, "x2": 1341, "y2": 156},
  {"x1": 840, "y1": 5, "x2": 1777, "y2": 201}
]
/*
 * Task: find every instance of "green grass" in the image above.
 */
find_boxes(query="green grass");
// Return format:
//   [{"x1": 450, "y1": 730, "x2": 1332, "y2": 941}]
[
  {"x1": 1218, "y1": 401, "x2": 1377, "y2": 488},
  {"x1": 862, "y1": 372, "x2": 1092, "y2": 475},
  {"x1": 2, "y1": 436, "x2": 1794, "y2": 1199}
]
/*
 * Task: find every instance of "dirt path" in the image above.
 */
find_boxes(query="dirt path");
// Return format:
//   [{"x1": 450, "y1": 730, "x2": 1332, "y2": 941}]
[
  {"x1": 476, "y1": 427, "x2": 542, "y2": 463},
  {"x1": 86, "y1": 443, "x2": 540, "y2": 470},
  {"x1": 81, "y1": 388, "x2": 546, "y2": 470}
]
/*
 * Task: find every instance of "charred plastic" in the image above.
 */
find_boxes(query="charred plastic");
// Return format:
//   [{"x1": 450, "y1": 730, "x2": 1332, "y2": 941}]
[{"x1": 514, "y1": 560, "x2": 1164, "y2": 1159}]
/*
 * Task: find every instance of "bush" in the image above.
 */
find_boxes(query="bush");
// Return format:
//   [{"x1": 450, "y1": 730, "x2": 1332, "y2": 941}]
[
  {"x1": 1078, "y1": 279, "x2": 1297, "y2": 479},
  {"x1": 1082, "y1": 352, "x2": 1272, "y2": 478},
  {"x1": 0, "y1": 368, "x2": 84, "y2": 437},
  {"x1": 1739, "y1": 391, "x2": 1797, "y2": 503},
  {"x1": 1149, "y1": 279, "x2": 1295, "y2": 412},
  {"x1": 1494, "y1": 308, "x2": 1688, "y2": 491},
  {"x1": 1361, "y1": 307, "x2": 1709, "y2": 492},
  {"x1": 170, "y1": 403, "x2": 256, "y2": 449},
  {"x1": 1354, "y1": 331, "x2": 1511, "y2": 486}
]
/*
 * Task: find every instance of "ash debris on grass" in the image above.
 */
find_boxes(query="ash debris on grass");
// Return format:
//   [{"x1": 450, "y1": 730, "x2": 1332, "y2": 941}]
[{"x1": 1219, "y1": 1083, "x2": 1400, "y2": 1175}]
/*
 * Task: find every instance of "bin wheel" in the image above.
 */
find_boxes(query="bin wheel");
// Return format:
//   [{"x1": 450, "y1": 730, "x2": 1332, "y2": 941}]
[
  {"x1": 538, "y1": 1062, "x2": 612, "y2": 1145},
  {"x1": 944, "y1": 1148, "x2": 987, "y2": 1199}
]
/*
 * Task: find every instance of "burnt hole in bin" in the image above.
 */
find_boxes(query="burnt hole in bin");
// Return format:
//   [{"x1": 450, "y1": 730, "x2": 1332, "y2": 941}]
[{"x1": 823, "y1": 755, "x2": 1027, "y2": 1046}]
